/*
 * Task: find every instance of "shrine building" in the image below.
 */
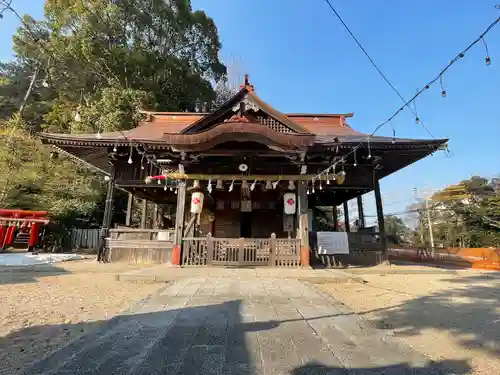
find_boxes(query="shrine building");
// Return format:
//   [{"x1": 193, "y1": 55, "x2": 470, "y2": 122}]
[{"x1": 39, "y1": 75, "x2": 447, "y2": 267}]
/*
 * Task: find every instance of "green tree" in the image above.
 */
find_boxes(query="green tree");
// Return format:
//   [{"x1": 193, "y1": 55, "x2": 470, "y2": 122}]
[
  {"x1": 384, "y1": 215, "x2": 410, "y2": 245},
  {"x1": 5, "y1": 0, "x2": 226, "y2": 134},
  {"x1": 0, "y1": 124, "x2": 103, "y2": 220},
  {"x1": 410, "y1": 177, "x2": 500, "y2": 248},
  {"x1": 0, "y1": 0, "x2": 227, "y2": 247}
]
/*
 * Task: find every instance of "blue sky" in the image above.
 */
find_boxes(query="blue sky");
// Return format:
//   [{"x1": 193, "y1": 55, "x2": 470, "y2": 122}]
[{"x1": 1, "y1": 0, "x2": 499, "y2": 221}]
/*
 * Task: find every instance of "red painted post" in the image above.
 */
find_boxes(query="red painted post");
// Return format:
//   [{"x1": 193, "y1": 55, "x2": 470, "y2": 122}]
[
  {"x1": 28, "y1": 222, "x2": 40, "y2": 248},
  {"x1": 300, "y1": 245, "x2": 310, "y2": 267},
  {"x1": 172, "y1": 244, "x2": 181, "y2": 266}
]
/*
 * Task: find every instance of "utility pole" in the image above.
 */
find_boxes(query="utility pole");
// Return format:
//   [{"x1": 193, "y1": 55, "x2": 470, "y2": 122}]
[
  {"x1": 414, "y1": 187, "x2": 435, "y2": 257},
  {"x1": 425, "y1": 197, "x2": 435, "y2": 257}
]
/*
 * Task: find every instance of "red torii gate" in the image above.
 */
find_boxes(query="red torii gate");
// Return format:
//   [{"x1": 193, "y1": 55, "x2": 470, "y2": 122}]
[{"x1": 0, "y1": 209, "x2": 49, "y2": 251}]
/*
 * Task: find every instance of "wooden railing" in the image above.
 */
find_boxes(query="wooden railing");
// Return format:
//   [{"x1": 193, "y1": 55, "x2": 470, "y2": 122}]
[
  {"x1": 182, "y1": 234, "x2": 301, "y2": 267},
  {"x1": 182, "y1": 237, "x2": 209, "y2": 266},
  {"x1": 106, "y1": 228, "x2": 174, "y2": 264},
  {"x1": 273, "y1": 238, "x2": 301, "y2": 267},
  {"x1": 109, "y1": 228, "x2": 175, "y2": 241}
]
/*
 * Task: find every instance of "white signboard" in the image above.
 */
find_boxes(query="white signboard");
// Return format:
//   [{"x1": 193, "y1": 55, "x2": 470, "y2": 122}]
[{"x1": 317, "y1": 232, "x2": 350, "y2": 254}]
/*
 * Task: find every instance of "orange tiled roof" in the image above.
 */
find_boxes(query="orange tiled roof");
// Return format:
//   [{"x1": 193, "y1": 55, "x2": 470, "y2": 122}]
[{"x1": 126, "y1": 111, "x2": 360, "y2": 139}]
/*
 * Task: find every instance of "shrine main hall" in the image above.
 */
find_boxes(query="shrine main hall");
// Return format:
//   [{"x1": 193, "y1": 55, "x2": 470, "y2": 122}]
[{"x1": 40, "y1": 76, "x2": 447, "y2": 267}]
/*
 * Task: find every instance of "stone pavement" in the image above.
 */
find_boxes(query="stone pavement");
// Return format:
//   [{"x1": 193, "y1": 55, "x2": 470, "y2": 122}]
[
  {"x1": 115, "y1": 265, "x2": 364, "y2": 284},
  {"x1": 24, "y1": 277, "x2": 467, "y2": 375}
]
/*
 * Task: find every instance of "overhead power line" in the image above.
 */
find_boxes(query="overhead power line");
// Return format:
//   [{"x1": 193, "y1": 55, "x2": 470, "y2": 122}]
[
  {"x1": 313, "y1": 4, "x2": 500, "y2": 181},
  {"x1": 322, "y1": 0, "x2": 438, "y2": 140}
]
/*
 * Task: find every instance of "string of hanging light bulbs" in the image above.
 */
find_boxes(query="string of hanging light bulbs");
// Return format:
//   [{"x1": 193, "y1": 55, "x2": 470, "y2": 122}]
[{"x1": 312, "y1": 10, "x2": 500, "y2": 186}]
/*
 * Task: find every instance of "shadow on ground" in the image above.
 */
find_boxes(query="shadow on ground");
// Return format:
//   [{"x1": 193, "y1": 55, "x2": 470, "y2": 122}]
[
  {"x1": 291, "y1": 360, "x2": 471, "y2": 375},
  {"x1": 1, "y1": 296, "x2": 471, "y2": 375},
  {"x1": 369, "y1": 271, "x2": 500, "y2": 358},
  {"x1": 0, "y1": 264, "x2": 69, "y2": 285}
]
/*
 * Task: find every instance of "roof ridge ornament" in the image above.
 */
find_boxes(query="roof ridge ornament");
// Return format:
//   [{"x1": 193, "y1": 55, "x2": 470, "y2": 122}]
[{"x1": 240, "y1": 73, "x2": 255, "y2": 92}]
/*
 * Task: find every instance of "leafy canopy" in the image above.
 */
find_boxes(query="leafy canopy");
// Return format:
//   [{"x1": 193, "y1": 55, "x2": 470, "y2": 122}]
[
  {"x1": 0, "y1": 0, "x2": 227, "y2": 237},
  {"x1": 7, "y1": 0, "x2": 226, "y2": 133}
]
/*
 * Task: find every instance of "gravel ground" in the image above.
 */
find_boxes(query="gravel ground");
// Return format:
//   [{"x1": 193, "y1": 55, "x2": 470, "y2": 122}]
[
  {"x1": 0, "y1": 259, "x2": 163, "y2": 375},
  {"x1": 318, "y1": 264, "x2": 500, "y2": 375}
]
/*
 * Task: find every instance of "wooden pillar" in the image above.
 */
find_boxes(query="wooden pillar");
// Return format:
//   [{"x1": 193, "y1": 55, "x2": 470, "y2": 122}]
[
  {"x1": 125, "y1": 193, "x2": 133, "y2": 226},
  {"x1": 172, "y1": 181, "x2": 186, "y2": 265},
  {"x1": 374, "y1": 176, "x2": 388, "y2": 261},
  {"x1": 140, "y1": 199, "x2": 147, "y2": 229},
  {"x1": 297, "y1": 182, "x2": 310, "y2": 267},
  {"x1": 157, "y1": 205, "x2": 164, "y2": 229},
  {"x1": 357, "y1": 195, "x2": 365, "y2": 228},
  {"x1": 332, "y1": 205, "x2": 338, "y2": 231},
  {"x1": 98, "y1": 168, "x2": 116, "y2": 262},
  {"x1": 152, "y1": 203, "x2": 159, "y2": 229},
  {"x1": 343, "y1": 201, "x2": 350, "y2": 232}
]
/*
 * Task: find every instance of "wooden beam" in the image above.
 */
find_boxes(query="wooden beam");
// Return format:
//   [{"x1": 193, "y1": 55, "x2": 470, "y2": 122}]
[
  {"x1": 333, "y1": 206, "x2": 338, "y2": 231},
  {"x1": 125, "y1": 193, "x2": 133, "y2": 226},
  {"x1": 357, "y1": 195, "x2": 365, "y2": 228},
  {"x1": 98, "y1": 167, "x2": 116, "y2": 262},
  {"x1": 172, "y1": 180, "x2": 187, "y2": 266},
  {"x1": 152, "y1": 204, "x2": 159, "y2": 229},
  {"x1": 174, "y1": 181, "x2": 187, "y2": 245},
  {"x1": 343, "y1": 201, "x2": 350, "y2": 232},
  {"x1": 374, "y1": 176, "x2": 388, "y2": 260},
  {"x1": 140, "y1": 199, "x2": 147, "y2": 229},
  {"x1": 297, "y1": 182, "x2": 310, "y2": 267}
]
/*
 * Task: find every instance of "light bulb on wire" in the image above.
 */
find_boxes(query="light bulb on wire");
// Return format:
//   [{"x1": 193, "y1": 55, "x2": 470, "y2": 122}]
[
  {"x1": 127, "y1": 156, "x2": 133, "y2": 164},
  {"x1": 440, "y1": 75, "x2": 447, "y2": 98},
  {"x1": 42, "y1": 79, "x2": 49, "y2": 88},
  {"x1": 74, "y1": 111, "x2": 81, "y2": 122},
  {"x1": 481, "y1": 37, "x2": 492, "y2": 66},
  {"x1": 96, "y1": 130, "x2": 102, "y2": 139}
]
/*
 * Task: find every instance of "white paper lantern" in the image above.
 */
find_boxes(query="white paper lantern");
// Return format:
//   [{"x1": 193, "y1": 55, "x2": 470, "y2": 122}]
[
  {"x1": 190, "y1": 191, "x2": 204, "y2": 214},
  {"x1": 283, "y1": 192, "x2": 297, "y2": 215}
]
